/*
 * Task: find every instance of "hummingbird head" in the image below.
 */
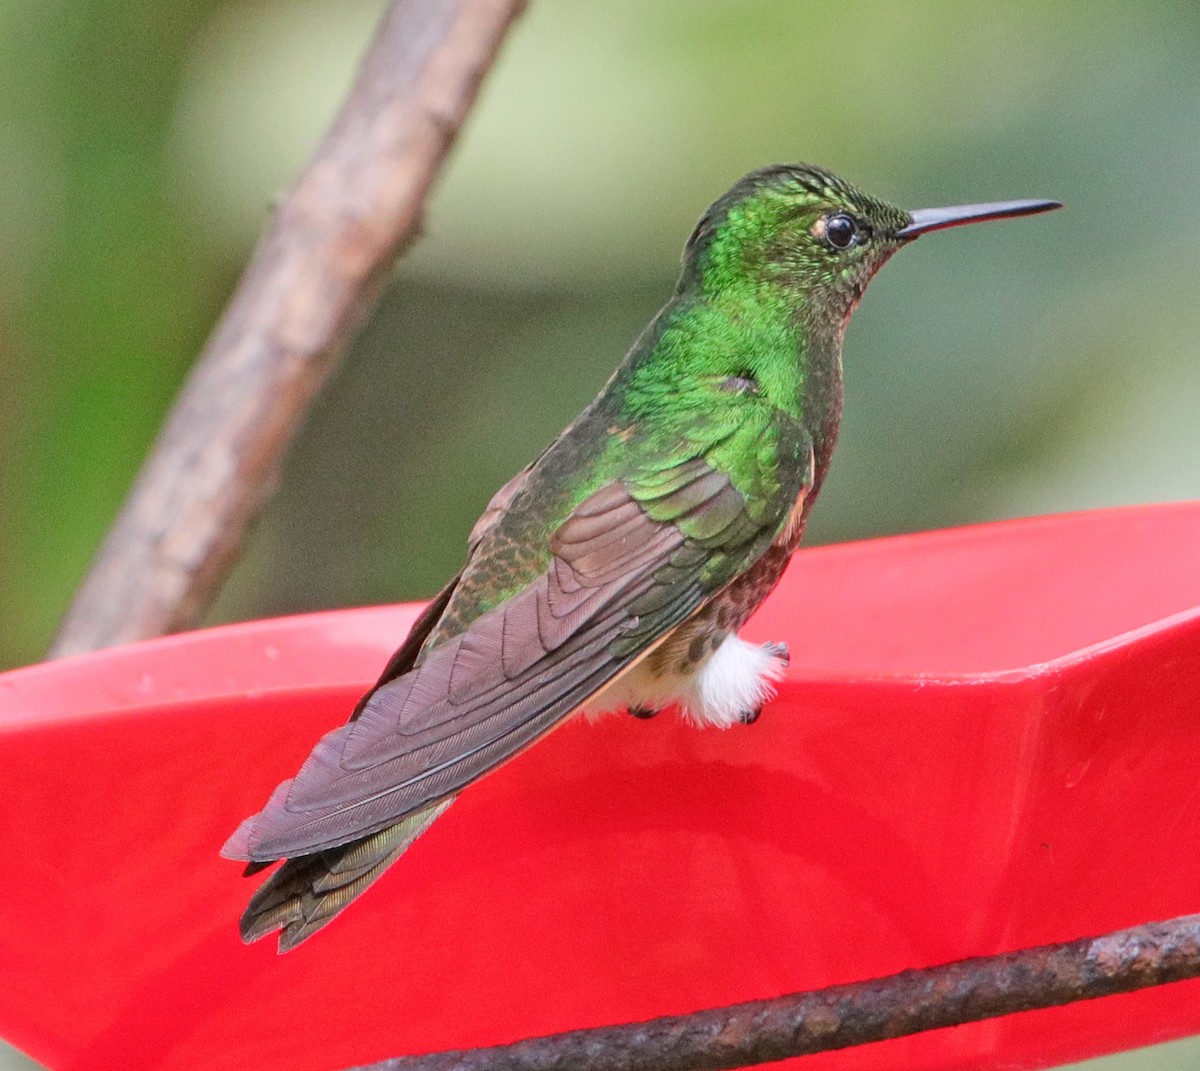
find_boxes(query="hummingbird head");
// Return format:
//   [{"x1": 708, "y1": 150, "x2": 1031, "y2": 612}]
[{"x1": 682, "y1": 163, "x2": 1060, "y2": 331}]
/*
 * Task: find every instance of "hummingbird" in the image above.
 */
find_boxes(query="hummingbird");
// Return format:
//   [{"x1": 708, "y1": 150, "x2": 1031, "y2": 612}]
[{"x1": 223, "y1": 163, "x2": 1059, "y2": 951}]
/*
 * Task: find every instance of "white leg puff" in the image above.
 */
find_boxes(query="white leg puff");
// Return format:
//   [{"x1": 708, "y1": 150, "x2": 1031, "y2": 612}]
[
  {"x1": 682, "y1": 634, "x2": 788, "y2": 728},
  {"x1": 581, "y1": 634, "x2": 788, "y2": 728}
]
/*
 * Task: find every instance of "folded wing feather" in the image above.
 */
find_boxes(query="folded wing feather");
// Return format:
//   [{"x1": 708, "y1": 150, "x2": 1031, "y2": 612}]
[{"x1": 227, "y1": 462, "x2": 779, "y2": 864}]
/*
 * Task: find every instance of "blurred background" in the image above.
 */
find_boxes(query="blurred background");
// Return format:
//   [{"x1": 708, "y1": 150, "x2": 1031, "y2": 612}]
[{"x1": 2, "y1": 0, "x2": 1200, "y2": 1067}]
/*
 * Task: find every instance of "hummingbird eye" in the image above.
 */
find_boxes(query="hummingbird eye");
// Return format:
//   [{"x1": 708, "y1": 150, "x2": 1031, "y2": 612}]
[{"x1": 818, "y1": 212, "x2": 861, "y2": 251}]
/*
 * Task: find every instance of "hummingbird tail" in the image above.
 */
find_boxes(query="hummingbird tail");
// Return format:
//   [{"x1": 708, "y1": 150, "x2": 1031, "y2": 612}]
[{"x1": 239, "y1": 797, "x2": 454, "y2": 952}]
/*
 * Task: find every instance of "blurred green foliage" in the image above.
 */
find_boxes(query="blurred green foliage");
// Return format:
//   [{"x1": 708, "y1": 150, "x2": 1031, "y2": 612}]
[
  {"x1": 4, "y1": 2, "x2": 1200, "y2": 1068},
  {"x1": 3, "y1": 0, "x2": 1200, "y2": 679}
]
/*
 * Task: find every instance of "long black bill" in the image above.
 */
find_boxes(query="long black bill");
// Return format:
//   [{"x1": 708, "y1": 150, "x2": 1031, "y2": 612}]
[{"x1": 898, "y1": 198, "x2": 1062, "y2": 239}]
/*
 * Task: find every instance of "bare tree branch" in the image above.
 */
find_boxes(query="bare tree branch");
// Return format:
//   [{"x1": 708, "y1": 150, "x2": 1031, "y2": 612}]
[
  {"x1": 348, "y1": 912, "x2": 1200, "y2": 1071},
  {"x1": 49, "y1": 0, "x2": 527, "y2": 658}
]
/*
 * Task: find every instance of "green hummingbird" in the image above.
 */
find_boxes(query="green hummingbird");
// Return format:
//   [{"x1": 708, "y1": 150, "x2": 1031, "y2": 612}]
[{"x1": 223, "y1": 163, "x2": 1059, "y2": 951}]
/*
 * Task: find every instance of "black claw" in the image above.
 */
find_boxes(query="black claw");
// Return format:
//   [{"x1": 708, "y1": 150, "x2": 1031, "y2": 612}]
[
  {"x1": 764, "y1": 641, "x2": 790, "y2": 668},
  {"x1": 628, "y1": 704, "x2": 659, "y2": 720},
  {"x1": 739, "y1": 704, "x2": 763, "y2": 725}
]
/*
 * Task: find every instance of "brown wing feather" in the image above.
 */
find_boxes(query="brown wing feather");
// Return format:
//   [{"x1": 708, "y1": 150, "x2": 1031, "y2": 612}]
[
  {"x1": 226, "y1": 471, "x2": 758, "y2": 863},
  {"x1": 348, "y1": 573, "x2": 461, "y2": 718}
]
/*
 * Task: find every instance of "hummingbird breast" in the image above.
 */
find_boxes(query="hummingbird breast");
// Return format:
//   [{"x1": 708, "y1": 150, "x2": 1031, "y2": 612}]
[
  {"x1": 582, "y1": 545, "x2": 793, "y2": 728},
  {"x1": 646, "y1": 544, "x2": 792, "y2": 672}
]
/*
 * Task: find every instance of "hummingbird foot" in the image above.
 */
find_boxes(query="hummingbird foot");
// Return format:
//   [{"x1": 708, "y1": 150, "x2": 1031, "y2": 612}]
[
  {"x1": 736, "y1": 642, "x2": 789, "y2": 725},
  {"x1": 739, "y1": 703, "x2": 763, "y2": 725},
  {"x1": 586, "y1": 636, "x2": 789, "y2": 729},
  {"x1": 761, "y1": 641, "x2": 790, "y2": 668}
]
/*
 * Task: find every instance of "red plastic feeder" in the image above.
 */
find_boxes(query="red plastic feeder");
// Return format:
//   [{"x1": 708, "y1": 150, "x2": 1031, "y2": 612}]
[{"x1": 2, "y1": 502, "x2": 1200, "y2": 1070}]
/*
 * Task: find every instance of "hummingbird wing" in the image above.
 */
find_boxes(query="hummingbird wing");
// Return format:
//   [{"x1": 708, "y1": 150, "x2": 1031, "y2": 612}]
[{"x1": 227, "y1": 424, "x2": 813, "y2": 864}]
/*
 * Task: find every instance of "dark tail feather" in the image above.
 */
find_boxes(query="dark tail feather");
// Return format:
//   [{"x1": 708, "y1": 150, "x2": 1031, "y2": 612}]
[{"x1": 240, "y1": 798, "x2": 454, "y2": 952}]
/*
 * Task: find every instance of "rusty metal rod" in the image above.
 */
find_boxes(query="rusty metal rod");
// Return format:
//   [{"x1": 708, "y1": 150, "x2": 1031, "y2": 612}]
[{"x1": 349, "y1": 912, "x2": 1200, "y2": 1071}]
